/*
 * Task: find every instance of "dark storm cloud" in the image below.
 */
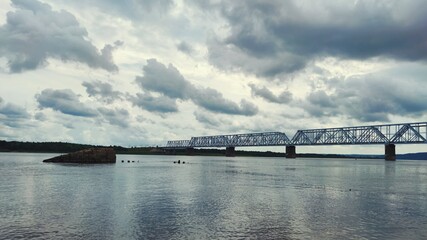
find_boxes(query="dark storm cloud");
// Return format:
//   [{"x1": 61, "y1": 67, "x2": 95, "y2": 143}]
[
  {"x1": 130, "y1": 92, "x2": 179, "y2": 113},
  {"x1": 249, "y1": 84, "x2": 292, "y2": 104},
  {"x1": 135, "y1": 59, "x2": 258, "y2": 115},
  {"x1": 82, "y1": 80, "x2": 122, "y2": 103},
  {"x1": 98, "y1": 107, "x2": 130, "y2": 128},
  {"x1": 303, "y1": 76, "x2": 427, "y2": 122},
  {"x1": 198, "y1": 0, "x2": 427, "y2": 78},
  {"x1": 0, "y1": 99, "x2": 30, "y2": 128},
  {"x1": 0, "y1": 0, "x2": 121, "y2": 73},
  {"x1": 35, "y1": 89, "x2": 98, "y2": 117}
]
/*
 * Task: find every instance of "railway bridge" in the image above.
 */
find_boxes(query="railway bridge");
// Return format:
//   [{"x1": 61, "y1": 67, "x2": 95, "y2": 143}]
[{"x1": 165, "y1": 122, "x2": 427, "y2": 160}]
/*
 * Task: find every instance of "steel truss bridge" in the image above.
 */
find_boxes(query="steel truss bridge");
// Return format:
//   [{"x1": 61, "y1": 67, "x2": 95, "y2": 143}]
[
  {"x1": 167, "y1": 122, "x2": 427, "y2": 148},
  {"x1": 165, "y1": 122, "x2": 427, "y2": 160}
]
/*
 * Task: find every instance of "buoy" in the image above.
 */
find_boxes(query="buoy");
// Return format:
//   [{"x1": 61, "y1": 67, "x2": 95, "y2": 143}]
[
  {"x1": 173, "y1": 161, "x2": 176, "y2": 164},
  {"x1": 183, "y1": 161, "x2": 185, "y2": 164},
  {"x1": 178, "y1": 160, "x2": 181, "y2": 164},
  {"x1": 127, "y1": 160, "x2": 130, "y2": 163},
  {"x1": 121, "y1": 160, "x2": 124, "y2": 163}
]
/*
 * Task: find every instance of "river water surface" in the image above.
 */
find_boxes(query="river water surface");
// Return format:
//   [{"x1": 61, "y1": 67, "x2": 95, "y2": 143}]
[{"x1": 0, "y1": 152, "x2": 427, "y2": 239}]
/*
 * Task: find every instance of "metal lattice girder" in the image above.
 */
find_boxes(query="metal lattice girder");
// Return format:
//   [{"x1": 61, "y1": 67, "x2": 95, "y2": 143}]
[
  {"x1": 164, "y1": 122, "x2": 427, "y2": 148},
  {"x1": 166, "y1": 140, "x2": 190, "y2": 148},
  {"x1": 188, "y1": 132, "x2": 291, "y2": 147},
  {"x1": 291, "y1": 122, "x2": 427, "y2": 145}
]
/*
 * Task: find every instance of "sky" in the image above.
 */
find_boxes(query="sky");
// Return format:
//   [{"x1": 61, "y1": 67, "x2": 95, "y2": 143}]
[{"x1": 1, "y1": 0, "x2": 427, "y2": 154}]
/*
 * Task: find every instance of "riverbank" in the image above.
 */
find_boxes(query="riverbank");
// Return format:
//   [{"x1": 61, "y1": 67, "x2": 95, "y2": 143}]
[
  {"x1": 0, "y1": 140, "x2": 379, "y2": 159},
  {"x1": 2, "y1": 139, "x2": 426, "y2": 159}
]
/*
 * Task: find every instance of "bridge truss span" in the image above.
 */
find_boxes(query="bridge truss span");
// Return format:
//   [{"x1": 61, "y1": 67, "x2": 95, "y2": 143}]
[
  {"x1": 189, "y1": 132, "x2": 291, "y2": 147},
  {"x1": 166, "y1": 140, "x2": 190, "y2": 148},
  {"x1": 291, "y1": 122, "x2": 427, "y2": 145}
]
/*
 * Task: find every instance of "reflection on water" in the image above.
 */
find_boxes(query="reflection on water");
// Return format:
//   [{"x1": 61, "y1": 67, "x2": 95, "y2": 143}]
[{"x1": 1, "y1": 153, "x2": 427, "y2": 239}]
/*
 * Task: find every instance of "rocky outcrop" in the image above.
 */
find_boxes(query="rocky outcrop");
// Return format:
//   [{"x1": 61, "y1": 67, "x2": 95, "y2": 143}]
[{"x1": 43, "y1": 148, "x2": 116, "y2": 164}]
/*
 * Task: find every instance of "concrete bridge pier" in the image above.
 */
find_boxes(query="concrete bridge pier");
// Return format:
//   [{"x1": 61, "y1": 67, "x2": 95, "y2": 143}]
[
  {"x1": 226, "y1": 146, "x2": 235, "y2": 157},
  {"x1": 385, "y1": 144, "x2": 396, "y2": 161},
  {"x1": 286, "y1": 145, "x2": 296, "y2": 158},
  {"x1": 186, "y1": 147, "x2": 194, "y2": 156}
]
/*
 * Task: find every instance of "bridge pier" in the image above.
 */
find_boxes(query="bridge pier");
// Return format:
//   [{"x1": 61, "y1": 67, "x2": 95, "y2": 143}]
[
  {"x1": 186, "y1": 147, "x2": 194, "y2": 156},
  {"x1": 286, "y1": 146, "x2": 296, "y2": 158},
  {"x1": 226, "y1": 147, "x2": 235, "y2": 157},
  {"x1": 385, "y1": 144, "x2": 396, "y2": 161}
]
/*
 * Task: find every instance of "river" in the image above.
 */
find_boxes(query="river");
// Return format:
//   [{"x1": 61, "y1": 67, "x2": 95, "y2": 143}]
[{"x1": 0, "y1": 152, "x2": 426, "y2": 239}]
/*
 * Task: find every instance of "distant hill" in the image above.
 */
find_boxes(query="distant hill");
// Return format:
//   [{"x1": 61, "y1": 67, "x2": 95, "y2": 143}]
[{"x1": 398, "y1": 152, "x2": 427, "y2": 160}]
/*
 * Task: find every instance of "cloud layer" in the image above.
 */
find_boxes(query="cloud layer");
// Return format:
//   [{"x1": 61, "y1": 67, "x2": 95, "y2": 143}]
[
  {"x1": 201, "y1": 0, "x2": 427, "y2": 78},
  {"x1": 1, "y1": 0, "x2": 427, "y2": 151},
  {"x1": 0, "y1": 0, "x2": 121, "y2": 73},
  {"x1": 302, "y1": 75, "x2": 427, "y2": 122}
]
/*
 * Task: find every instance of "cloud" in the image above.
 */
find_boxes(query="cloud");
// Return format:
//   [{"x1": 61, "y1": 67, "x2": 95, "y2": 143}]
[
  {"x1": 34, "y1": 112, "x2": 47, "y2": 121},
  {"x1": 82, "y1": 80, "x2": 122, "y2": 103},
  {"x1": 177, "y1": 41, "x2": 194, "y2": 55},
  {"x1": 0, "y1": 99, "x2": 30, "y2": 128},
  {"x1": 57, "y1": 0, "x2": 173, "y2": 20},
  {"x1": 193, "y1": 110, "x2": 222, "y2": 127},
  {"x1": 192, "y1": 88, "x2": 258, "y2": 116},
  {"x1": 0, "y1": 0, "x2": 120, "y2": 73},
  {"x1": 135, "y1": 58, "x2": 258, "y2": 115},
  {"x1": 98, "y1": 107, "x2": 130, "y2": 128},
  {"x1": 130, "y1": 92, "x2": 178, "y2": 113},
  {"x1": 302, "y1": 75, "x2": 427, "y2": 122},
  {"x1": 198, "y1": 0, "x2": 427, "y2": 78},
  {"x1": 35, "y1": 89, "x2": 98, "y2": 117},
  {"x1": 136, "y1": 59, "x2": 192, "y2": 99},
  {"x1": 249, "y1": 83, "x2": 292, "y2": 104}
]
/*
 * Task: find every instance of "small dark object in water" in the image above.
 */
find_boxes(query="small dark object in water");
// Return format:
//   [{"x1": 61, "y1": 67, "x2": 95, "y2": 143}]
[
  {"x1": 183, "y1": 161, "x2": 185, "y2": 164},
  {"x1": 178, "y1": 160, "x2": 181, "y2": 164},
  {"x1": 121, "y1": 160, "x2": 124, "y2": 163},
  {"x1": 349, "y1": 189, "x2": 352, "y2": 191},
  {"x1": 173, "y1": 161, "x2": 176, "y2": 164},
  {"x1": 132, "y1": 161, "x2": 135, "y2": 163},
  {"x1": 127, "y1": 160, "x2": 130, "y2": 163}
]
